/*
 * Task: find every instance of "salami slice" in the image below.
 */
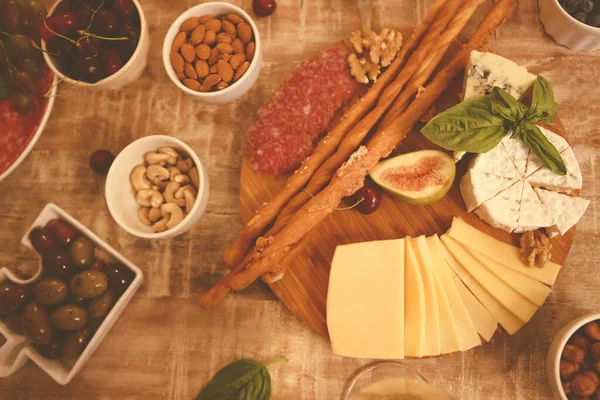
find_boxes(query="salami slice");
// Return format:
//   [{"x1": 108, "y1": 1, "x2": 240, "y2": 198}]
[{"x1": 250, "y1": 135, "x2": 314, "y2": 175}]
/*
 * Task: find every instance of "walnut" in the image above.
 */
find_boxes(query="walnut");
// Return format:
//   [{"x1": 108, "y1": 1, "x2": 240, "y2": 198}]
[
  {"x1": 347, "y1": 28, "x2": 403, "y2": 84},
  {"x1": 519, "y1": 230, "x2": 553, "y2": 268}
]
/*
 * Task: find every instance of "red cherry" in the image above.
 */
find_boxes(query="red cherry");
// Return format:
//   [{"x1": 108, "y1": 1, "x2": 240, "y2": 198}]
[
  {"x1": 102, "y1": 49, "x2": 123, "y2": 76},
  {"x1": 40, "y1": 23, "x2": 55, "y2": 42},
  {"x1": 112, "y1": 0, "x2": 135, "y2": 20},
  {"x1": 89, "y1": 149, "x2": 115, "y2": 173},
  {"x1": 92, "y1": 9, "x2": 118, "y2": 36},
  {"x1": 351, "y1": 185, "x2": 382, "y2": 215},
  {"x1": 76, "y1": 36, "x2": 100, "y2": 56},
  {"x1": 252, "y1": 0, "x2": 277, "y2": 17},
  {"x1": 46, "y1": 12, "x2": 80, "y2": 36}
]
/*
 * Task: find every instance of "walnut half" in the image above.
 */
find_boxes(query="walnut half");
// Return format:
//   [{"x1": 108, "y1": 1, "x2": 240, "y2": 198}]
[
  {"x1": 347, "y1": 28, "x2": 403, "y2": 84},
  {"x1": 519, "y1": 231, "x2": 552, "y2": 268}
]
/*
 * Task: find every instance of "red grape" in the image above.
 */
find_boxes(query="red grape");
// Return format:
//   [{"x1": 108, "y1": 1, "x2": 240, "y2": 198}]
[
  {"x1": 89, "y1": 149, "x2": 115, "y2": 172},
  {"x1": 252, "y1": 0, "x2": 277, "y2": 17},
  {"x1": 113, "y1": 0, "x2": 135, "y2": 20},
  {"x1": 351, "y1": 185, "x2": 382, "y2": 215},
  {"x1": 29, "y1": 228, "x2": 58, "y2": 255},
  {"x1": 92, "y1": 9, "x2": 118, "y2": 36},
  {"x1": 45, "y1": 219, "x2": 77, "y2": 246}
]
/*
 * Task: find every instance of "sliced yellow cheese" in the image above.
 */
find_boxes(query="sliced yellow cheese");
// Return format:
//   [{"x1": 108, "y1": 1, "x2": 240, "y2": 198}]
[
  {"x1": 404, "y1": 237, "x2": 426, "y2": 357},
  {"x1": 438, "y1": 236, "x2": 525, "y2": 334},
  {"x1": 441, "y1": 236, "x2": 538, "y2": 323},
  {"x1": 427, "y1": 235, "x2": 481, "y2": 351},
  {"x1": 447, "y1": 217, "x2": 561, "y2": 285},
  {"x1": 410, "y1": 236, "x2": 441, "y2": 357},
  {"x1": 327, "y1": 239, "x2": 405, "y2": 359},
  {"x1": 469, "y1": 250, "x2": 551, "y2": 307}
]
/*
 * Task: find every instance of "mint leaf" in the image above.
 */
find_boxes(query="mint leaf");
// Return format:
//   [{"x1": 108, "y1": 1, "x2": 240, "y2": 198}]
[
  {"x1": 0, "y1": 76, "x2": 12, "y2": 99},
  {"x1": 421, "y1": 97, "x2": 509, "y2": 153},
  {"x1": 519, "y1": 123, "x2": 566, "y2": 175},
  {"x1": 491, "y1": 87, "x2": 528, "y2": 122},
  {"x1": 526, "y1": 76, "x2": 558, "y2": 123}
]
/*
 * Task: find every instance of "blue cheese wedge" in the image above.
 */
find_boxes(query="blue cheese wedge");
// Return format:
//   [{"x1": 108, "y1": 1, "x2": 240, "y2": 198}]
[
  {"x1": 460, "y1": 170, "x2": 518, "y2": 212},
  {"x1": 535, "y1": 188, "x2": 590, "y2": 236},
  {"x1": 527, "y1": 147, "x2": 583, "y2": 192},
  {"x1": 514, "y1": 182, "x2": 555, "y2": 233},
  {"x1": 524, "y1": 126, "x2": 570, "y2": 177},
  {"x1": 474, "y1": 180, "x2": 523, "y2": 232}
]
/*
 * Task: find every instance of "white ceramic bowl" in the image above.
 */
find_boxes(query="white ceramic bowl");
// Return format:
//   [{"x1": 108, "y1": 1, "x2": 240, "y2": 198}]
[
  {"x1": 0, "y1": 203, "x2": 143, "y2": 385},
  {"x1": 539, "y1": 0, "x2": 600, "y2": 51},
  {"x1": 41, "y1": 0, "x2": 150, "y2": 90},
  {"x1": 105, "y1": 135, "x2": 209, "y2": 239},
  {"x1": 546, "y1": 312, "x2": 600, "y2": 399},
  {"x1": 162, "y1": 2, "x2": 263, "y2": 104}
]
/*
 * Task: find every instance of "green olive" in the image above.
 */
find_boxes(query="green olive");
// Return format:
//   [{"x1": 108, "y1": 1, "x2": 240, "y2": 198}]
[
  {"x1": 69, "y1": 270, "x2": 108, "y2": 299},
  {"x1": 34, "y1": 278, "x2": 68, "y2": 306},
  {"x1": 35, "y1": 334, "x2": 62, "y2": 359},
  {"x1": 62, "y1": 326, "x2": 91, "y2": 358},
  {"x1": 87, "y1": 291, "x2": 114, "y2": 320},
  {"x1": 22, "y1": 301, "x2": 53, "y2": 344},
  {"x1": 50, "y1": 304, "x2": 88, "y2": 331},
  {"x1": 70, "y1": 237, "x2": 94, "y2": 268}
]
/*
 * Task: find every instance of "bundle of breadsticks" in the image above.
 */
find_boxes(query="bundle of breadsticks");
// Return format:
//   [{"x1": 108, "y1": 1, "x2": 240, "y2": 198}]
[{"x1": 199, "y1": 0, "x2": 519, "y2": 309}]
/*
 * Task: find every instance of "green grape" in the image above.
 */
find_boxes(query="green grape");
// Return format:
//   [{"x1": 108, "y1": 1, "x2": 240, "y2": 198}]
[
  {"x1": 21, "y1": 0, "x2": 47, "y2": 40},
  {"x1": 13, "y1": 92, "x2": 33, "y2": 114},
  {"x1": 18, "y1": 57, "x2": 42, "y2": 76},
  {"x1": 8, "y1": 34, "x2": 40, "y2": 60},
  {"x1": 0, "y1": 0, "x2": 25, "y2": 34},
  {"x1": 13, "y1": 70, "x2": 37, "y2": 93}
]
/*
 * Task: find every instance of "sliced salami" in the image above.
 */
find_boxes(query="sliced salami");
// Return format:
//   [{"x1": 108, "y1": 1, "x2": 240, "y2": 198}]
[{"x1": 250, "y1": 135, "x2": 314, "y2": 175}]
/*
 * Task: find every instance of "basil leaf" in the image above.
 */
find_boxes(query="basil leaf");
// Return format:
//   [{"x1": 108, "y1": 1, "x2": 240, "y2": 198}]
[
  {"x1": 421, "y1": 97, "x2": 509, "y2": 153},
  {"x1": 526, "y1": 76, "x2": 558, "y2": 123},
  {"x1": 491, "y1": 87, "x2": 528, "y2": 122},
  {"x1": 196, "y1": 358, "x2": 287, "y2": 400},
  {"x1": 520, "y1": 123, "x2": 566, "y2": 175},
  {"x1": 0, "y1": 76, "x2": 11, "y2": 100}
]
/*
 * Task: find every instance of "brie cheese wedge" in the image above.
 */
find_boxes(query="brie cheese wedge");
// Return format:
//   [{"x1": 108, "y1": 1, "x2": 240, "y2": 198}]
[
  {"x1": 524, "y1": 126, "x2": 570, "y2": 177},
  {"x1": 474, "y1": 180, "x2": 523, "y2": 232},
  {"x1": 469, "y1": 144, "x2": 520, "y2": 179},
  {"x1": 501, "y1": 135, "x2": 529, "y2": 177},
  {"x1": 527, "y1": 147, "x2": 583, "y2": 192},
  {"x1": 535, "y1": 188, "x2": 590, "y2": 235},
  {"x1": 460, "y1": 170, "x2": 518, "y2": 212},
  {"x1": 514, "y1": 181, "x2": 555, "y2": 233}
]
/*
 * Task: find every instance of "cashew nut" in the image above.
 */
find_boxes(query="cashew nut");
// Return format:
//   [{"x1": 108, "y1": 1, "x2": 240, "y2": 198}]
[
  {"x1": 184, "y1": 189, "x2": 196, "y2": 214},
  {"x1": 148, "y1": 207, "x2": 162, "y2": 222},
  {"x1": 158, "y1": 147, "x2": 181, "y2": 161},
  {"x1": 176, "y1": 160, "x2": 190, "y2": 173},
  {"x1": 189, "y1": 167, "x2": 199, "y2": 189},
  {"x1": 136, "y1": 189, "x2": 164, "y2": 208},
  {"x1": 174, "y1": 174, "x2": 191, "y2": 185},
  {"x1": 146, "y1": 165, "x2": 170, "y2": 184},
  {"x1": 131, "y1": 165, "x2": 151, "y2": 191},
  {"x1": 164, "y1": 181, "x2": 186, "y2": 207},
  {"x1": 168, "y1": 167, "x2": 182, "y2": 181},
  {"x1": 138, "y1": 207, "x2": 152, "y2": 226},
  {"x1": 175, "y1": 185, "x2": 197, "y2": 200},
  {"x1": 152, "y1": 218, "x2": 169, "y2": 233},
  {"x1": 155, "y1": 180, "x2": 169, "y2": 191},
  {"x1": 185, "y1": 158, "x2": 193, "y2": 168},
  {"x1": 145, "y1": 152, "x2": 176, "y2": 166},
  {"x1": 161, "y1": 203, "x2": 185, "y2": 229}
]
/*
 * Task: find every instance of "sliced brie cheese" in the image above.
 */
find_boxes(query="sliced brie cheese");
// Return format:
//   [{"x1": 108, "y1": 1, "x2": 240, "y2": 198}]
[
  {"x1": 514, "y1": 181, "x2": 555, "y2": 233},
  {"x1": 501, "y1": 135, "x2": 529, "y2": 177},
  {"x1": 474, "y1": 180, "x2": 523, "y2": 232},
  {"x1": 524, "y1": 126, "x2": 570, "y2": 177},
  {"x1": 460, "y1": 170, "x2": 518, "y2": 212},
  {"x1": 527, "y1": 147, "x2": 583, "y2": 192},
  {"x1": 535, "y1": 188, "x2": 590, "y2": 235},
  {"x1": 469, "y1": 144, "x2": 521, "y2": 179}
]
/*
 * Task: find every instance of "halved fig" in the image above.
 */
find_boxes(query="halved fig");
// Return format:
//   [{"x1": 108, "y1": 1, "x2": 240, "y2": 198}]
[{"x1": 369, "y1": 150, "x2": 456, "y2": 205}]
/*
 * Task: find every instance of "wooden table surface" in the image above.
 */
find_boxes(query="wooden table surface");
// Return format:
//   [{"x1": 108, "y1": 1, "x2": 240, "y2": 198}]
[{"x1": 1, "y1": 0, "x2": 599, "y2": 398}]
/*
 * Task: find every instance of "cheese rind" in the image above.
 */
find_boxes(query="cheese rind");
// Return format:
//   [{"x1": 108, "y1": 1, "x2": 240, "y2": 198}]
[
  {"x1": 460, "y1": 170, "x2": 518, "y2": 212},
  {"x1": 535, "y1": 188, "x2": 590, "y2": 235},
  {"x1": 404, "y1": 238, "x2": 426, "y2": 357},
  {"x1": 327, "y1": 239, "x2": 405, "y2": 359},
  {"x1": 474, "y1": 180, "x2": 523, "y2": 232}
]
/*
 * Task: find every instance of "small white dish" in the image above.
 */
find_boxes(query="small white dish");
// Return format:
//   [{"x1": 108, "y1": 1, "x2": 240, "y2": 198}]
[
  {"x1": 162, "y1": 2, "x2": 263, "y2": 104},
  {"x1": 41, "y1": 0, "x2": 150, "y2": 90},
  {"x1": 546, "y1": 312, "x2": 600, "y2": 399},
  {"x1": 0, "y1": 203, "x2": 143, "y2": 385},
  {"x1": 538, "y1": 0, "x2": 600, "y2": 51},
  {"x1": 105, "y1": 135, "x2": 209, "y2": 239}
]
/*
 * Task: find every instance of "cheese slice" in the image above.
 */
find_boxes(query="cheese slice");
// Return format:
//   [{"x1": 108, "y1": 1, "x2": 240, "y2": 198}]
[
  {"x1": 438, "y1": 236, "x2": 525, "y2": 335},
  {"x1": 460, "y1": 170, "x2": 518, "y2": 212},
  {"x1": 404, "y1": 237, "x2": 426, "y2": 357},
  {"x1": 427, "y1": 235, "x2": 482, "y2": 349},
  {"x1": 327, "y1": 239, "x2": 405, "y2": 359},
  {"x1": 527, "y1": 147, "x2": 583, "y2": 192},
  {"x1": 467, "y1": 250, "x2": 551, "y2": 307},
  {"x1": 469, "y1": 144, "x2": 521, "y2": 179},
  {"x1": 474, "y1": 180, "x2": 523, "y2": 232},
  {"x1": 501, "y1": 135, "x2": 529, "y2": 177},
  {"x1": 410, "y1": 236, "x2": 441, "y2": 356},
  {"x1": 447, "y1": 217, "x2": 561, "y2": 285},
  {"x1": 441, "y1": 236, "x2": 539, "y2": 323},
  {"x1": 535, "y1": 188, "x2": 590, "y2": 235},
  {"x1": 524, "y1": 126, "x2": 570, "y2": 176},
  {"x1": 515, "y1": 181, "x2": 555, "y2": 233}
]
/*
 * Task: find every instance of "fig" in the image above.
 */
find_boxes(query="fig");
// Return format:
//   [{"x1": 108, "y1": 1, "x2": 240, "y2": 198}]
[{"x1": 369, "y1": 150, "x2": 455, "y2": 205}]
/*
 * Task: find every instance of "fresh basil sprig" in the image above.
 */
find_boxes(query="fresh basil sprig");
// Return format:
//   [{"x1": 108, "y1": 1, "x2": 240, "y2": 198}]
[
  {"x1": 196, "y1": 358, "x2": 288, "y2": 400},
  {"x1": 421, "y1": 76, "x2": 566, "y2": 175}
]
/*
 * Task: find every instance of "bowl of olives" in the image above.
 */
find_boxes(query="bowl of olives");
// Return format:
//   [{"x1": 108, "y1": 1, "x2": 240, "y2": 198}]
[
  {"x1": 539, "y1": 0, "x2": 600, "y2": 51},
  {"x1": 0, "y1": 203, "x2": 143, "y2": 385},
  {"x1": 40, "y1": 0, "x2": 150, "y2": 90}
]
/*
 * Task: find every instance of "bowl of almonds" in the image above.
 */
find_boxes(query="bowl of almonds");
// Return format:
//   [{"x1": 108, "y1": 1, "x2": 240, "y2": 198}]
[
  {"x1": 547, "y1": 313, "x2": 600, "y2": 399},
  {"x1": 162, "y1": 2, "x2": 262, "y2": 103}
]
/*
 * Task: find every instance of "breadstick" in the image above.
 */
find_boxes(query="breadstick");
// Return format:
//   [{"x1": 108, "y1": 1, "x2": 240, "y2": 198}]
[
  {"x1": 220, "y1": 0, "x2": 449, "y2": 269},
  {"x1": 228, "y1": 0, "x2": 519, "y2": 292}
]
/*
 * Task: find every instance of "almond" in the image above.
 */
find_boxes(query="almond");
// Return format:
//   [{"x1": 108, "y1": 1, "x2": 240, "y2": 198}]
[
  {"x1": 217, "y1": 59, "x2": 234, "y2": 82},
  {"x1": 216, "y1": 81, "x2": 229, "y2": 90},
  {"x1": 203, "y1": 73, "x2": 222, "y2": 87},
  {"x1": 234, "y1": 61, "x2": 250, "y2": 81},
  {"x1": 180, "y1": 17, "x2": 200, "y2": 32},
  {"x1": 198, "y1": 84, "x2": 213, "y2": 92},
  {"x1": 177, "y1": 70, "x2": 186, "y2": 80},
  {"x1": 237, "y1": 22, "x2": 252, "y2": 44},
  {"x1": 232, "y1": 38, "x2": 244, "y2": 54},
  {"x1": 209, "y1": 64, "x2": 218, "y2": 73},
  {"x1": 204, "y1": 18, "x2": 222, "y2": 33},
  {"x1": 216, "y1": 32, "x2": 232, "y2": 44},
  {"x1": 180, "y1": 43, "x2": 196, "y2": 63},
  {"x1": 198, "y1": 15, "x2": 215, "y2": 24},
  {"x1": 172, "y1": 31, "x2": 187, "y2": 52},
  {"x1": 216, "y1": 42, "x2": 233, "y2": 54},
  {"x1": 246, "y1": 42, "x2": 255, "y2": 61},
  {"x1": 195, "y1": 44, "x2": 211, "y2": 60},
  {"x1": 219, "y1": 53, "x2": 231, "y2": 62},
  {"x1": 183, "y1": 79, "x2": 201, "y2": 91},
  {"x1": 170, "y1": 51, "x2": 185, "y2": 74},
  {"x1": 184, "y1": 63, "x2": 197, "y2": 79},
  {"x1": 195, "y1": 60, "x2": 209, "y2": 78},
  {"x1": 203, "y1": 30, "x2": 216, "y2": 46},
  {"x1": 208, "y1": 47, "x2": 220, "y2": 65},
  {"x1": 222, "y1": 19, "x2": 236, "y2": 37},
  {"x1": 226, "y1": 13, "x2": 244, "y2": 25},
  {"x1": 190, "y1": 25, "x2": 206, "y2": 45},
  {"x1": 229, "y1": 52, "x2": 246, "y2": 70}
]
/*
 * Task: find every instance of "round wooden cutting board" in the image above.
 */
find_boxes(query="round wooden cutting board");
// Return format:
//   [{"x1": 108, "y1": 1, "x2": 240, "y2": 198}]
[{"x1": 239, "y1": 38, "x2": 574, "y2": 337}]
